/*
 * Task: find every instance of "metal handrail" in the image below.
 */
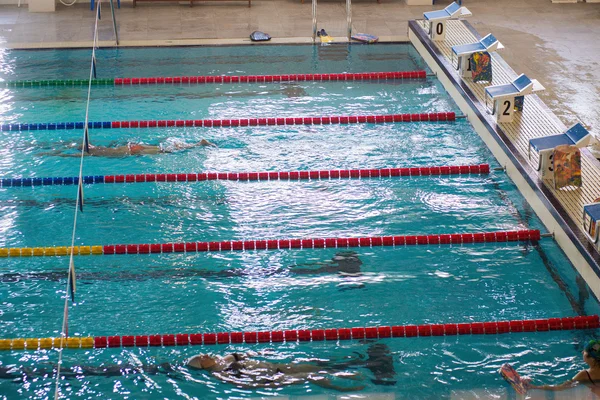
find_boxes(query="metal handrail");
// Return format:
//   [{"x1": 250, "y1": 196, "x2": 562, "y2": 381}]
[
  {"x1": 312, "y1": 0, "x2": 318, "y2": 43},
  {"x1": 109, "y1": 0, "x2": 119, "y2": 45},
  {"x1": 346, "y1": 0, "x2": 351, "y2": 41}
]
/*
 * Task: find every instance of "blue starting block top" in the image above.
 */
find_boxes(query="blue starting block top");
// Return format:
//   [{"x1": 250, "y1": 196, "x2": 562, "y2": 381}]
[
  {"x1": 452, "y1": 42, "x2": 483, "y2": 56},
  {"x1": 529, "y1": 123, "x2": 591, "y2": 152},
  {"x1": 513, "y1": 74, "x2": 532, "y2": 92},
  {"x1": 452, "y1": 34, "x2": 500, "y2": 57},
  {"x1": 584, "y1": 203, "x2": 600, "y2": 224},
  {"x1": 424, "y1": 2, "x2": 462, "y2": 21},
  {"x1": 480, "y1": 33, "x2": 498, "y2": 49},
  {"x1": 485, "y1": 74, "x2": 533, "y2": 100},
  {"x1": 529, "y1": 135, "x2": 575, "y2": 152}
]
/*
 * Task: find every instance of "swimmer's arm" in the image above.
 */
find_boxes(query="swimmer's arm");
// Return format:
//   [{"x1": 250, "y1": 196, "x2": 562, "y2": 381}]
[
  {"x1": 527, "y1": 372, "x2": 584, "y2": 391},
  {"x1": 226, "y1": 350, "x2": 261, "y2": 361},
  {"x1": 186, "y1": 357, "x2": 203, "y2": 370},
  {"x1": 220, "y1": 353, "x2": 251, "y2": 363},
  {"x1": 241, "y1": 350, "x2": 259, "y2": 359},
  {"x1": 528, "y1": 381, "x2": 577, "y2": 391},
  {"x1": 238, "y1": 349, "x2": 277, "y2": 359}
]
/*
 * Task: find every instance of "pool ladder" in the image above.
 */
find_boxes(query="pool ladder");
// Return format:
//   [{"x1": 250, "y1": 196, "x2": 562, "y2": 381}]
[{"x1": 311, "y1": 0, "x2": 352, "y2": 43}]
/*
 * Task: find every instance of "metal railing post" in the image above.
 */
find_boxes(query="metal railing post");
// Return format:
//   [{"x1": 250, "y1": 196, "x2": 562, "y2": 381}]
[
  {"x1": 109, "y1": 0, "x2": 119, "y2": 45},
  {"x1": 312, "y1": 0, "x2": 318, "y2": 43},
  {"x1": 346, "y1": 0, "x2": 352, "y2": 41}
]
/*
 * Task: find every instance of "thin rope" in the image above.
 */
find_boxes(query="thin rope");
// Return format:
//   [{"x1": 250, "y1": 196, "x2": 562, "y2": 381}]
[{"x1": 53, "y1": 1, "x2": 102, "y2": 398}]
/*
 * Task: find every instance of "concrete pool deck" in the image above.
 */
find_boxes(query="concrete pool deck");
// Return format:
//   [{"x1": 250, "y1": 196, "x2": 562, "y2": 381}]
[{"x1": 0, "y1": 0, "x2": 599, "y2": 132}]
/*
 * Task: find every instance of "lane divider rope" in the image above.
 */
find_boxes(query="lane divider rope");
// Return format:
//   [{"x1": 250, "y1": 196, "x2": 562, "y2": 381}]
[
  {"x1": 0, "y1": 112, "x2": 456, "y2": 132},
  {"x1": 0, "y1": 164, "x2": 490, "y2": 188},
  {"x1": 0, "y1": 229, "x2": 541, "y2": 258},
  {"x1": 0, "y1": 70, "x2": 427, "y2": 88},
  {"x1": 1, "y1": 315, "x2": 597, "y2": 351}
]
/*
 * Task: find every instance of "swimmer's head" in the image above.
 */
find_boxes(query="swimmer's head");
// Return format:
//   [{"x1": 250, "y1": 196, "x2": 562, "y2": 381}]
[
  {"x1": 584, "y1": 340, "x2": 600, "y2": 365},
  {"x1": 187, "y1": 354, "x2": 217, "y2": 370}
]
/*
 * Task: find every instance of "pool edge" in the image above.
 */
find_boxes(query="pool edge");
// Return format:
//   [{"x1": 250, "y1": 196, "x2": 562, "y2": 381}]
[
  {"x1": 408, "y1": 20, "x2": 600, "y2": 301},
  {"x1": 0, "y1": 35, "x2": 410, "y2": 50}
]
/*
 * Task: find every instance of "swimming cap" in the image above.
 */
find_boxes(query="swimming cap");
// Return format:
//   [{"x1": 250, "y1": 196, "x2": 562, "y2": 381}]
[{"x1": 585, "y1": 340, "x2": 600, "y2": 361}]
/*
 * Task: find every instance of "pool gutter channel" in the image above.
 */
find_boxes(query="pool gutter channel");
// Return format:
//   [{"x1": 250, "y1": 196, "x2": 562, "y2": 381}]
[
  {"x1": 1, "y1": 37, "x2": 411, "y2": 50},
  {"x1": 408, "y1": 20, "x2": 600, "y2": 301}
]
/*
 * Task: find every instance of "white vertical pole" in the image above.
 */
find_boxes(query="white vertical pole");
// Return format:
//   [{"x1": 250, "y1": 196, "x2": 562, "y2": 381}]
[
  {"x1": 312, "y1": 0, "x2": 318, "y2": 43},
  {"x1": 346, "y1": 0, "x2": 352, "y2": 41}
]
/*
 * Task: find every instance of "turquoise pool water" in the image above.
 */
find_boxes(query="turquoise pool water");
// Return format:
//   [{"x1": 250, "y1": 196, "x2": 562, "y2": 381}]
[{"x1": 0, "y1": 44, "x2": 598, "y2": 399}]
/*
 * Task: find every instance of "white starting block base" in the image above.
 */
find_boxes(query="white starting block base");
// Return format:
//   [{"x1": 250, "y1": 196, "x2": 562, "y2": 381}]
[
  {"x1": 493, "y1": 97, "x2": 515, "y2": 123},
  {"x1": 429, "y1": 20, "x2": 446, "y2": 42},
  {"x1": 538, "y1": 149, "x2": 555, "y2": 181},
  {"x1": 29, "y1": 0, "x2": 55, "y2": 12},
  {"x1": 458, "y1": 55, "x2": 471, "y2": 78}
]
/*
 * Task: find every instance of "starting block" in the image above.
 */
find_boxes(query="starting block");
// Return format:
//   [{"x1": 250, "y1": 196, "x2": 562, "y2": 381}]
[
  {"x1": 451, "y1": 34, "x2": 503, "y2": 80},
  {"x1": 583, "y1": 201, "x2": 600, "y2": 248},
  {"x1": 529, "y1": 123, "x2": 591, "y2": 189},
  {"x1": 423, "y1": 1, "x2": 471, "y2": 42},
  {"x1": 484, "y1": 74, "x2": 545, "y2": 123}
]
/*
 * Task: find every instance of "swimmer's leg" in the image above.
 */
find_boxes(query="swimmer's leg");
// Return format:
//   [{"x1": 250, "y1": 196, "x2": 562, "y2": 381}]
[
  {"x1": 164, "y1": 140, "x2": 216, "y2": 153},
  {"x1": 331, "y1": 371, "x2": 365, "y2": 381},
  {"x1": 289, "y1": 266, "x2": 337, "y2": 275},
  {"x1": 314, "y1": 352, "x2": 365, "y2": 371},
  {"x1": 308, "y1": 375, "x2": 365, "y2": 392},
  {"x1": 37, "y1": 149, "x2": 62, "y2": 156},
  {"x1": 38, "y1": 151, "x2": 81, "y2": 157},
  {"x1": 137, "y1": 145, "x2": 161, "y2": 155},
  {"x1": 79, "y1": 365, "x2": 130, "y2": 376},
  {"x1": 0, "y1": 366, "x2": 21, "y2": 380},
  {"x1": 198, "y1": 139, "x2": 216, "y2": 147},
  {"x1": 275, "y1": 363, "x2": 322, "y2": 374},
  {"x1": 364, "y1": 343, "x2": 397, "y2": 384}
]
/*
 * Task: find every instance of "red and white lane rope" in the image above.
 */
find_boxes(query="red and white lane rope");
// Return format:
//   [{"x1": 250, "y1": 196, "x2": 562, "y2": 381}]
[
  {"x1": 2, "y1": 315, "x2": 597, "y2": 350},
  {"x1": 113, "y1": 70, "x2": 428, "y2": 85}
]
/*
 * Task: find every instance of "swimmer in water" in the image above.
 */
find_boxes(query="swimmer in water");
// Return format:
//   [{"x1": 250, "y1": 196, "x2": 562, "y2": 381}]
[
  {"x1": 41, "y1": 139, "x2": 216, "y2": 158},
  {"x1": 289, "y1": 251, "x2": 363, "y2": 275},
  {"x1": 187, "y1": 352, "x2": 365, "y2": 392},
  {"x1": 0, "y1": 352, "x2": 365, "y2": 392},
  {"x1": 319, "y1": 343, "x2": 396, "y2": 386},
  {"x1": 0, "y1": 251, "x2": 364, "y2": 284},
  {"x1": 0, "y1": 344, "x2": 392, "y2": 392},
  {"x1": 220, "y1": 84, "x2": 307, "y2": 99},
  {"x1": 0, "y1": 362, "x2": 179, "y2": 381},
  {"x1": 524, "y1": 339, "x2": 600, "y2": 394}
]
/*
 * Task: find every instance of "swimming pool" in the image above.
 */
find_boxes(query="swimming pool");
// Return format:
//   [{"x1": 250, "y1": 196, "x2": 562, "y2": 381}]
[{"x1": 0, "y1": 44, "x2": 598, "y2": 399}]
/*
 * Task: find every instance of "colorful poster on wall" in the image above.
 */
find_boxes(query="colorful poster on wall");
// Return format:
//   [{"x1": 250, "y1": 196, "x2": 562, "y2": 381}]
[
  {"x1": 553, "y1": 144, "x2": 582, "y2": 189},
  {"x1": 470, "y1": 51, "x2": 492, "y2": 82}
]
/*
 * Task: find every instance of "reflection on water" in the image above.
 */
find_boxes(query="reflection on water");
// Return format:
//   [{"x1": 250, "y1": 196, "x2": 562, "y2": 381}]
[{"x1": 0, "y1": 44, "x2": 597, "y2": 399}]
